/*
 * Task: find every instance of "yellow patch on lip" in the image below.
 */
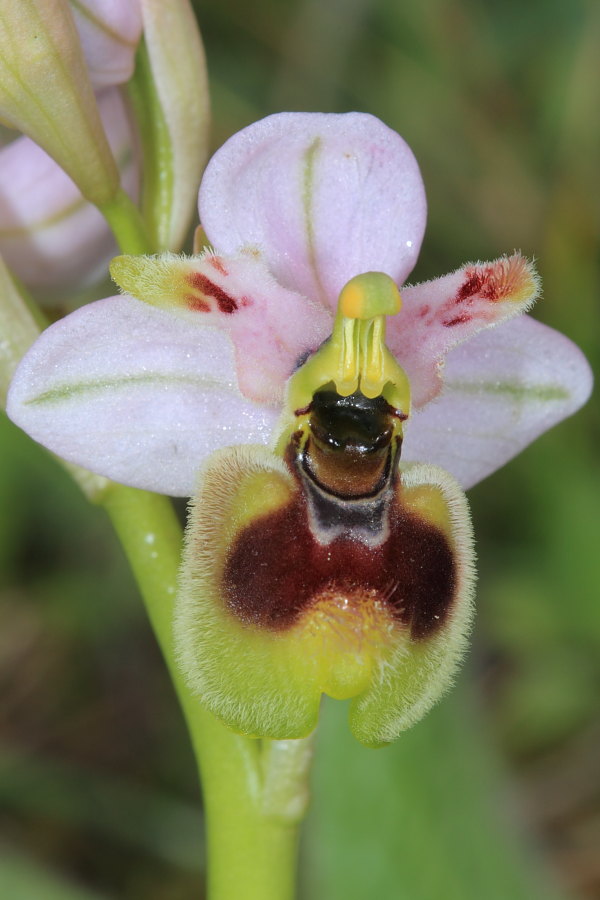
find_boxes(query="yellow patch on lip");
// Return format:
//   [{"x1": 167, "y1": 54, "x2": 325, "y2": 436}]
[{"x1": 297, "y1": 587, "x2": 396, "y2": 700}]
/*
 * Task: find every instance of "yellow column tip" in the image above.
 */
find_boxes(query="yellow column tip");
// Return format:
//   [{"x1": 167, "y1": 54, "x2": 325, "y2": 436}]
[{"x1": 338, "y1": 272, "x2": 402, "y2": 320}]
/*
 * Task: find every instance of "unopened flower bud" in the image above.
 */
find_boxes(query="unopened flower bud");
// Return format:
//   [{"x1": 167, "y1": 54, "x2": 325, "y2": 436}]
[
  {"x1": 0, "y1": 90, "x2": 138, "y2": 295},
  {"x1": 0, "y1": 0, "x2": 120, "y2": 205},
  {"x1": 69, "y1": 0, "x2": 143, "y2": 88}
]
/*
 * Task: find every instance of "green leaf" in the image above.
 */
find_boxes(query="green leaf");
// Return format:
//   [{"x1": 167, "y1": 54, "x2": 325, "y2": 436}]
[{"x1": 305, "y1": 681, "x2": 572, "y2": 900}]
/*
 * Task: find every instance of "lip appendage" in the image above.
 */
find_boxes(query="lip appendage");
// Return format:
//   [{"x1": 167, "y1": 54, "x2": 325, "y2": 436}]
[{"x1": 175, "y1": 272, "x2": 475, "y2": 747}]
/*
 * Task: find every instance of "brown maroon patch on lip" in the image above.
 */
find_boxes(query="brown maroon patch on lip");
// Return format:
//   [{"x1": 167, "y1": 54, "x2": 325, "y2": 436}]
[
  {"x1": 187, "y1": 271, "x2": 238, "y2": 314},
  {"x1": 222, "y1": 488, "x2": 456, "y2": 641}
]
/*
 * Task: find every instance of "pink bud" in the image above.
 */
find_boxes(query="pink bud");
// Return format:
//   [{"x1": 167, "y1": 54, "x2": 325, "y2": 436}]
[
  {"x1": 69, "y1": 0, "x2": 143, "y2": 88},
  {"x1": 0, "y1": 90, "x2": 138, "y2": 295}
]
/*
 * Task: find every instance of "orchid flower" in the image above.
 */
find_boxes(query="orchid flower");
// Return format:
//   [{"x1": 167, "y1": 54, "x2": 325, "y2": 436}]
[{"x1": 7, "y1": 113, "x2": 592, "y2": 745}]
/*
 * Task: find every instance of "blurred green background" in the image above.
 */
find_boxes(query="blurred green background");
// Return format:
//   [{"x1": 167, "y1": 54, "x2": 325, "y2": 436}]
[{"x1": 1, "y1": 0, "x2": 598, "y2": 897}]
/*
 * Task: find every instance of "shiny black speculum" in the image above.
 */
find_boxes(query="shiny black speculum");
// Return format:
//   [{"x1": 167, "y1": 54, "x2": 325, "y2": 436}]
[{"x1": 308, "y1": 390, "x2": 395, "y2": 455}]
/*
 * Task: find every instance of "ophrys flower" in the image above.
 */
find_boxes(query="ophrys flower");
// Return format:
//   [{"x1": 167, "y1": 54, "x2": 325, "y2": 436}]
[{"x1": 7, "y1": 113, "x2": 592, "y2": 744}]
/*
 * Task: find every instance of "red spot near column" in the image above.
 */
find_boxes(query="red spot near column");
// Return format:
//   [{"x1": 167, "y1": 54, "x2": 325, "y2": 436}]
[
  {"x1": 208, "y1": 256, "x2": 229, "y2": 277},
  {"x1": 187, "y1": 271, "x2": 238, "y2": 314},
  {"x1": 455, "y1": 269, "x2": 488, "y2": 302},
  {"x1": 438, "y1": 255, "x2": 531, "y2": 328},
  {"x1": 185, "y1": 294, "x2": 211, "y2": 312}
]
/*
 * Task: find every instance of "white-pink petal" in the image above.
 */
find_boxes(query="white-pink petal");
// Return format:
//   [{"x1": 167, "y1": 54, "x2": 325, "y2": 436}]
[
  {"x1": 199, "y1": 112, "x2": 426, "y2": 310},
  {"x1": 110, "y1": 251, "x2": 333, "y2": 405},
  {"x1": 401, "y1": 315, "x2": 593, "y2": 489},
  {"x1": 388, "y1": 254, "x2": 539, "y2": 408},
  {"x1": 214, "y1": 254, "x2": 332, "y2": 404},
  {"x1": 0, "y1": 90, "x2": 138, "y2": 293},
  {"x1": 6, "y1": 296, "x2": 277, "y2": 496},
  {"x1": 70, "y1": 0, "x2": 142, "y2": 88}
]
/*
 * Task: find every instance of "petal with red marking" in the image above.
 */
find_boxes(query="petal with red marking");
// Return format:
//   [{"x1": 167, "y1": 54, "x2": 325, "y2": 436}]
[
  {"x1": 110, "y1": 251, "x2": 332, "y2": 404},
  {"x1": 388, "y1": 253, "x2": 540, "y2": 407}
]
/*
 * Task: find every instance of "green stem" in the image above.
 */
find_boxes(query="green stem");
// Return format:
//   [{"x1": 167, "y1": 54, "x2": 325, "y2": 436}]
[
  {"x1": 262, "y1": 736, "x2": 314, "y2": 821},
  {"x1": 98, "y1": 188, "x2": 154, "y2": 255},
  {"x1": 100, "y1": 484, "x2": 306, "y2": 899}
]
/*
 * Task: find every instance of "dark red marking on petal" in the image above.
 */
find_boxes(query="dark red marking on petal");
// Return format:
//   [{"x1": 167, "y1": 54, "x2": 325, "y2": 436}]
[
  {"x1": 455, "y1": 263, "x2": 512, "y2": 304},
  {"x1": 221, "y1": 480, "x2": 455, "y2": 641},
  {"x1": 418, "y1": 304, "x2": 430, "y2": 318},
  {"x1": 455, "y1": 269, "x2": 488, "y2": 302},
  {"x1": 443, "y1": 313, "x2": 471, "y2": 328},
  {"x1": 187, "y1": 271, "x2": 238, "y2": 314},
  {"x1": 208, "y1": 256, "x2": 228, "y2": 276},
  {"x1": 184, "y1": 293, "x2": 211, "y2": 312}
]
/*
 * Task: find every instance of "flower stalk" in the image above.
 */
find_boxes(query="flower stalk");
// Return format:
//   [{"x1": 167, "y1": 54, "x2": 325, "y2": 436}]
[
  {"x1": 99, "y1": 188, "x2": 154, "y2": 255},
  {"x1": 100, "y1": 484, "x2": 308, "y2": 900},
  {"x1": 0, "y1": 258, "x2": 310, "y2": 896}
]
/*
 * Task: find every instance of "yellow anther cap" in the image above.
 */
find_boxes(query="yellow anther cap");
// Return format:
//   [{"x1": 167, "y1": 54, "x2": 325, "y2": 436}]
[{"x1": 339, "y1": 272, "x2": 402, "y2": 320}]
